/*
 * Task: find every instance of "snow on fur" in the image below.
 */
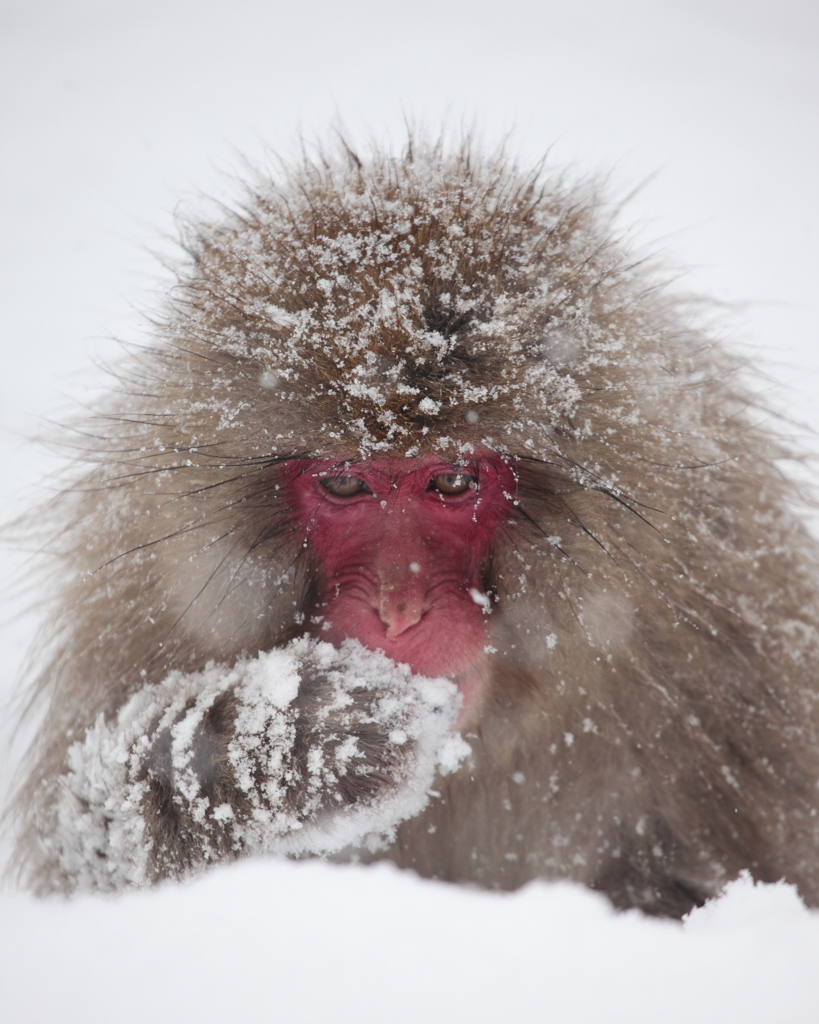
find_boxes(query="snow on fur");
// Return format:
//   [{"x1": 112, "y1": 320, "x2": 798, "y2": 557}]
[{"x1": 169, "y1": 146, "x2": 627, "y2": 461}]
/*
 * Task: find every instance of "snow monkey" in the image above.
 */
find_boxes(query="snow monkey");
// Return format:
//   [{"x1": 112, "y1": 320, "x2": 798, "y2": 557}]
[{"x1": 10, "y1": 138, "x2": 819, "y2": 917}]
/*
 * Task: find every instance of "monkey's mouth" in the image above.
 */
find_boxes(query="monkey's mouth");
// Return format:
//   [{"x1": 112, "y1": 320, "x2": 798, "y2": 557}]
[{"x1": 318, "y1": 597, "x2": 489, "y2": 690}]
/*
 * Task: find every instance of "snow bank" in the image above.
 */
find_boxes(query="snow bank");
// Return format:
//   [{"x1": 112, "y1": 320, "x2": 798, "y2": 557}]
[{"x1": 1, "y1": 861, "x2": 817, "y2": 1023}]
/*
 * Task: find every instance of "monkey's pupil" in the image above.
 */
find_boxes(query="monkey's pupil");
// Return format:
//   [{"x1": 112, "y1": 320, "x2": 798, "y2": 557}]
[
  {"x1": 432, "y1": 473, "x2": 473, "y2": 495},
  {"x1": 321, "y1": 476, "x2": 365, "y2": 497}
]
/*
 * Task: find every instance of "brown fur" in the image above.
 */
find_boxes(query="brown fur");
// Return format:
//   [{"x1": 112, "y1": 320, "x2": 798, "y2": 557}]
[{"x1": 10, "y1": 137, "x2": 819, "y2": 915}]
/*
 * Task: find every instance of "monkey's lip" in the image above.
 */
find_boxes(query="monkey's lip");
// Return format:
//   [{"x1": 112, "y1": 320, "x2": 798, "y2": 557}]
[
  {"x1": 377, "y1": 612, "x2": 485, "y2": 675},
  {"x1": 322, "y1": 604, "x2": 487, "y2": 685}
]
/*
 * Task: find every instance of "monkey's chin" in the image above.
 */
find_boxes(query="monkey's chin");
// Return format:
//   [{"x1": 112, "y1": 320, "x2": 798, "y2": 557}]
[{"x1": 451, "y1": 660, "x2": 491, "y2": 723}]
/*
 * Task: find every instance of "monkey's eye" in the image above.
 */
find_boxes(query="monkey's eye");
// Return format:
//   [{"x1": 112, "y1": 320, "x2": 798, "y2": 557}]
[
  {"x1": 430, "y1": 472, "x2": 474, "y2": 495},
  {"x1": 320, "y1": 475, "x2": 368, "y2": 497}
]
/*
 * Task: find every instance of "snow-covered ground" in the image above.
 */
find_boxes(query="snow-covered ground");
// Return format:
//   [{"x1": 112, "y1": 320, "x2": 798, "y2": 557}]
[
  {"x1": 3, "y1": 861, "x2": 819, "y2": 1024},
  {"x1": 2, "y1": 1, "x2": 818, "y2": 1020}
]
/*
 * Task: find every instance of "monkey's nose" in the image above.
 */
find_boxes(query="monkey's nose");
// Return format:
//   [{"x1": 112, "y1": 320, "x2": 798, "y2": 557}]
[{"x1": 377, "y1": 591, "x2": 424, "y2": 638}]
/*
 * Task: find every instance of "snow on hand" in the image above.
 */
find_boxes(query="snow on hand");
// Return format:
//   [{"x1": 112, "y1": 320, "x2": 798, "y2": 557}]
[{"x1": 41, "y1": 638, "x2": 468, "y2": 892}]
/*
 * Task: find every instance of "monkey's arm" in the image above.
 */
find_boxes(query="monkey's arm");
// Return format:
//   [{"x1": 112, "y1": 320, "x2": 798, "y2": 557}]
[{"x1": 32, "y1": 639, "x2": 467, "y2": 893}]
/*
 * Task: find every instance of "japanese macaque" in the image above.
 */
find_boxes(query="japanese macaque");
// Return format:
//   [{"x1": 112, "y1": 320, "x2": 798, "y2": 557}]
[{"x1": 10, "y1": 138, "x2": 819, "y2": 917}]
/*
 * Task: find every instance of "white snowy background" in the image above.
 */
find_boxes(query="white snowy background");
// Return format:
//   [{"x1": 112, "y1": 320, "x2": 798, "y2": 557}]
[{"x1": 2, "y1": 1, "x2": 819, "y2": 1020}]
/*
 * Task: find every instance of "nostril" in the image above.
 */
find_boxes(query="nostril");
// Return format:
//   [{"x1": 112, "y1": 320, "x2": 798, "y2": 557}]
[{"x1": 377, "y1": 592, "x2": 423, "y2": 637}]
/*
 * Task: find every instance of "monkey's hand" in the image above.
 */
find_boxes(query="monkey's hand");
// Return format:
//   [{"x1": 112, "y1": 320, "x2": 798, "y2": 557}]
[{"x1": 39, "y1": 639, "x2": 469, "y2": 892}]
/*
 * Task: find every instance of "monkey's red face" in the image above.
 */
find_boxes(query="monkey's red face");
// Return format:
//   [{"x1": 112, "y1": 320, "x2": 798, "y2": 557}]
[{"x1": 286, "y1": 452, "x2": 516, "y2": 700}]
